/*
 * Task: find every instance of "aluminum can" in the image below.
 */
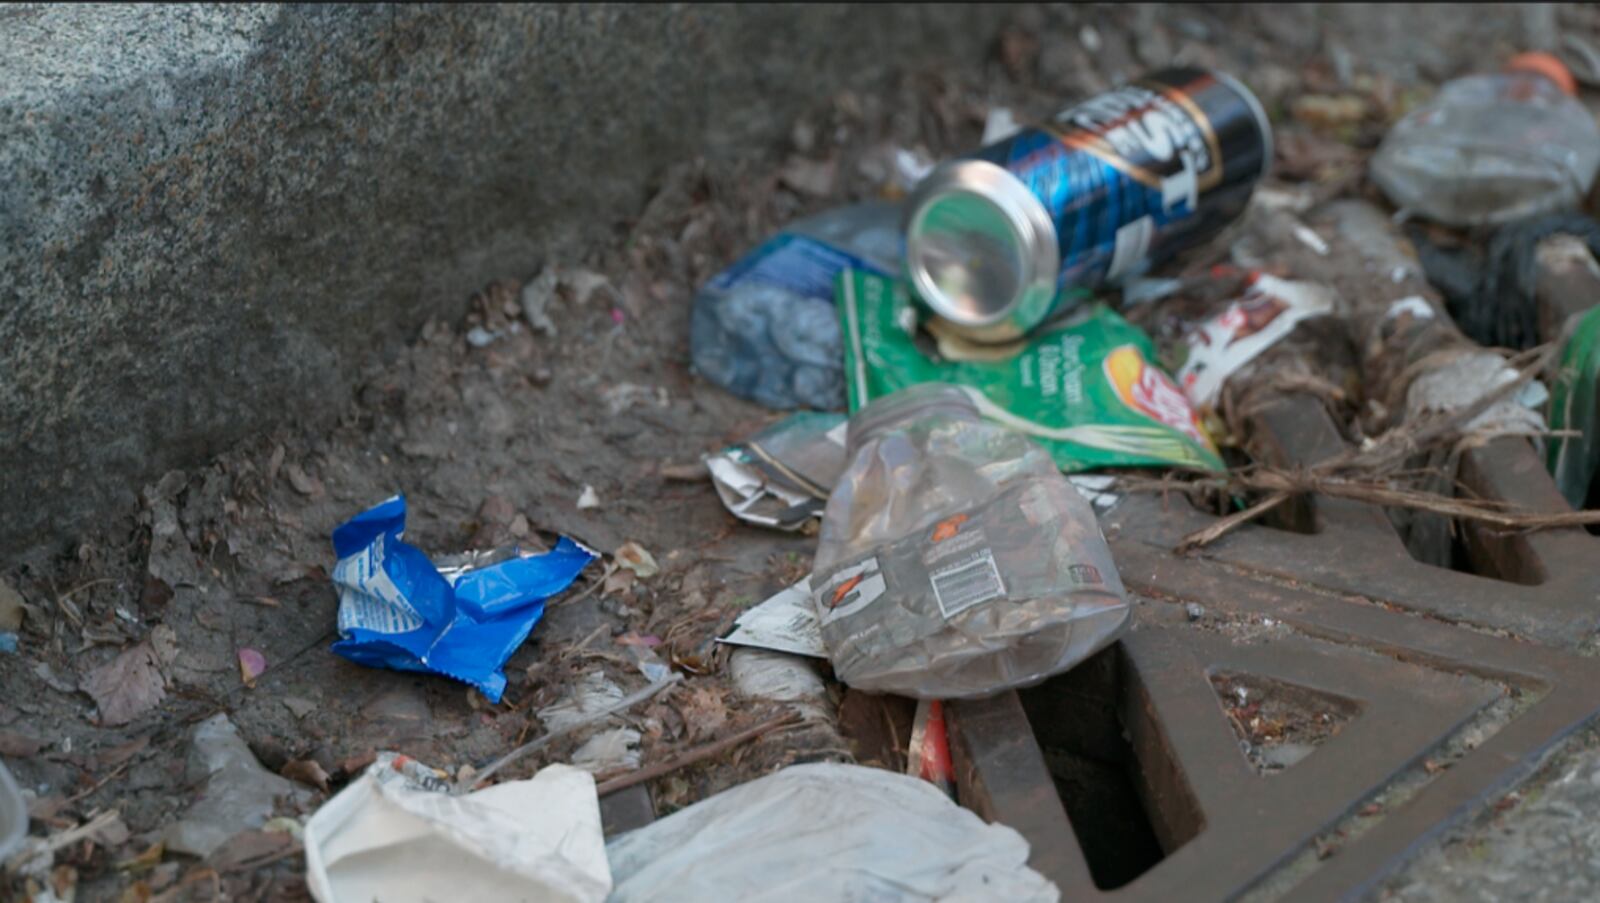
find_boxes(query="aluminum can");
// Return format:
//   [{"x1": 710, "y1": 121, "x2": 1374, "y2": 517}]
[{"x1": 905, "y1": 68, "x2": 1272, "y2": 343}]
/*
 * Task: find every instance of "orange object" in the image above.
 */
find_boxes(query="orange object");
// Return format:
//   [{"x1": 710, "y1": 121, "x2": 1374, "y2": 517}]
[
  {"x1": 1506, "y1": 51, "x2": 1577, "y2": 97},
  {"x1": 929, "y1": 514, "x2": 968, "y2": 543},
  {"x1": 829, "y1": 573, "x2": 865, "y2": 608}
]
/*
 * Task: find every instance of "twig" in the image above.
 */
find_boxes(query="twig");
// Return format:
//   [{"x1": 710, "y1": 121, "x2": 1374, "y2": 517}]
[
  {"x1": 8, "y1": 808, "x2": 124, "y2": 869},
  {"x1": 218, "y1": 840, "x2": 304, "y2": 873},
  {"x1": 460, "y1": 673, "x2": 682, "y2": 793},
  {"x1": 1249, "y1": 472, "x2": 1600, "y2": 530},
  {"x1": 65, "y1": 760, "x2": 133, "y2": 805},
  {"x1": 1176, "y1": 491, "x2": 1293, "y2": 553},
  {"x1": 1125, "y1": 339, "x2": 1594, "y2": 551},
  {"x1": 1330, "y1": 342, "x2": 1558, "y2": 476},
  {"x1": 657, "y1": 461, "x2": 709, "y2": 482},
  {"x1": 554, "y1": 562, "x2": 618, "y2": 607},
  {"x1": 48, "y1": 577, "x2": 87, "y2": 629},
  {"x1": 595, "y1": 712, "x2": 802, "y2": 796},
  {"x1": 567, "y1": 624, "x2": 610, "y2": 655},
  {"x1": 1142, "y1": 468, "x2": 1600, "y2": 548},
  {"x1": 235, "y1": 595, "x2": 281, "y2": 608},
  {"x1": 58, "y1": 578, "x2": 116, "y2": 603}
]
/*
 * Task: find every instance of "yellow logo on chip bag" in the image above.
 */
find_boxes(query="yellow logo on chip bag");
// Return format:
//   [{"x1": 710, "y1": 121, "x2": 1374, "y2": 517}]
[{"x1": 1103, "y1": 345, "x2": 1216, "y2": 451}]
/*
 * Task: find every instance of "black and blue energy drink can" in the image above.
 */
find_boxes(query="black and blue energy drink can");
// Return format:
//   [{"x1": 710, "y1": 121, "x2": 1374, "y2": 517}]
[{"x1": 904, "y1": 68, "x2": 1272, "y2": 343}]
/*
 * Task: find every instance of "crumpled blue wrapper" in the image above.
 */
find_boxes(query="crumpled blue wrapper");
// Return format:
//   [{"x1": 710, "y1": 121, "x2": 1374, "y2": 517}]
[{"x1": 329, "y1": 495, "x2": 596, "y2": 702}]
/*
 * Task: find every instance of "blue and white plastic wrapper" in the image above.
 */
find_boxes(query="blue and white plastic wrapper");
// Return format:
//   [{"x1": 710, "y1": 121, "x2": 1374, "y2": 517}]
[{"x1": 330, "y1": 495, "x2": 596, "y2": 702}]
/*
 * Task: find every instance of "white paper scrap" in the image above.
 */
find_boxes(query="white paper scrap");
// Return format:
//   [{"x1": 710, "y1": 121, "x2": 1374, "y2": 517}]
[{"x1": 718, "y1": 577, "x2": 825, "y2": 659}]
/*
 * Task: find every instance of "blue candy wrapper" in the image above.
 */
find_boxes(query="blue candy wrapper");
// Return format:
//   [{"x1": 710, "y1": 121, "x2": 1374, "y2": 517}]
[{"x1": 330, "y1": 495, "x2": 596, "y2": 702}]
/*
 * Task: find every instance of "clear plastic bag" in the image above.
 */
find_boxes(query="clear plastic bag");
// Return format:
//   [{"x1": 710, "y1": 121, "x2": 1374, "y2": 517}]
[
  {"x1": 1372, "y1": 68, "x2": 1600, "y2": 227},
  {"x1": 811, "y1": 382, "x2": 1131, "y2": 698}
]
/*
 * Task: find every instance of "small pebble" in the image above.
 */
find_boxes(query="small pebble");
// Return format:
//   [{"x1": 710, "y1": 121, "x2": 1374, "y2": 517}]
[{"x1": 1185, "y1": 603, "x2": 1205, "y2": 621}]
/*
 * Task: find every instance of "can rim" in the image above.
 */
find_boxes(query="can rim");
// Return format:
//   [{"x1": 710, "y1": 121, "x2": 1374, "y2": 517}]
[
  {"x1": 1208, "y1": 68, "x2": 1274, "y2": 181},
  {"x1": 903, "y1": 159, "x2": 1060, "y2": 330}
]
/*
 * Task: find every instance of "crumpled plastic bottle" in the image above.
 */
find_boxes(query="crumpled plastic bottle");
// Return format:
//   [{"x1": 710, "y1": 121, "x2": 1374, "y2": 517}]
[
  {"x1": 689, "y1": 203, "x2": 902, "y2": 411},
  {"x1": 810, "y1": 382, "x2": 1131, "y2": 699},
  {"x1": 1372, "y1": 52, "x2": 1600, "y2": 227}
]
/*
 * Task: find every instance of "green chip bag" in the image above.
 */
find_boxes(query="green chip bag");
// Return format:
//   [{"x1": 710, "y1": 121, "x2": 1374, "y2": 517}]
[{"x1": 838, "y1": 268, "x2": 1223, "y2": 472}]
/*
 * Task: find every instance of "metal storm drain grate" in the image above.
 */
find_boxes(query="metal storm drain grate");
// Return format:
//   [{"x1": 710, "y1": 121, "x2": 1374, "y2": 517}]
[{"x1": 947, "y1": 396, "x2": 1600, "y2": 902}]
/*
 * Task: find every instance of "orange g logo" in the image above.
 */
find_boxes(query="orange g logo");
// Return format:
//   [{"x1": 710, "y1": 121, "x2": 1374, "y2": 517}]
[{"x1": 829, "y1": 574, "x2": 866, "y2": 609}]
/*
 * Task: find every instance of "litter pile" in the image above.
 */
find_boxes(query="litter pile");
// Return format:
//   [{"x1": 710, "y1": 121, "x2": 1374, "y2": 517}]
[{"x1": 7, "y1": 12, "x2": 1600, "y2": 903}]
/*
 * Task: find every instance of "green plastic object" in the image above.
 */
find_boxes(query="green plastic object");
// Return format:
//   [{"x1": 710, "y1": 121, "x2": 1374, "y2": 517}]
[
  {"x1": 1548, "y1": 305, "x2": 1600, "y2": 507},
  {"x1": 837, "y1": 268, "x2": 1223, "y2": 472}
]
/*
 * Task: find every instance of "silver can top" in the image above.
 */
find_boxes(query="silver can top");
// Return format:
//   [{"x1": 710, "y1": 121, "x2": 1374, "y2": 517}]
[{"x1": 903, "y1": 159, "x2": 1060, "y2": 344}]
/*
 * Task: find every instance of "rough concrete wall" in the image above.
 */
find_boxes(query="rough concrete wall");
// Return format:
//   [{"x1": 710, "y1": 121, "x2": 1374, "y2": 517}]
[{"x1": 0, "y1": 3, "x2": 1022, "y2": 560}]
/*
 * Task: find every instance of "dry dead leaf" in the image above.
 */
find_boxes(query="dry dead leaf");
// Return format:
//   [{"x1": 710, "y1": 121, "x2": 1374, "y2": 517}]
[
  {"x1": 204, "y1": 830, "x2": 296, "y2": 873},
  {"x1": 149, "y1": 624, "x2": 178, "y2": 667},
  {"x1": 284, "y1": 463, "x2": 323, "y2": 498},
  {"x1": 674, "y1": 683, "x2": 731, "y2": 742},
  {"x1": 614, "y1": 542, "x2": 659, "y2": 579},
  {"x1": 118, "y1": 840, "x2": 165, "y2": 873},
  {"x1": 139, "y1": 576, "x2": 173, "y2": 610},
  {"x1": 565, "y1": 269, "x2": 615, "y2": 306},
  {"x1": 337, "y1": 750, "x2": 377, "y2": 778},
  {"x1": 280, "y1": 759, "x2": 331, "y2": 793},
  {"x1": 602, "y1": 567, "x2": 636, "y2": 596},
  {"x1": 266, "y1": 445, "x2": 286, "y2": 482},
  {"x1": 0, "y1": 729, "x2": 44, "y2": 758},
  {"x1": 238, "y1": 648, "x2": 267, "y2": 688},
  {"x1": 0, "y1": 577, "x2": 23, "y2": 631},
  {"x1": 50, "y1": 864, "x2": 78, "y2": 899},
  {"x1": 80, "y1": 639, "x2": 169, "y2": 727},
  {"x1": 91, "y1": 735, "x2": 151, "y2": 771}
]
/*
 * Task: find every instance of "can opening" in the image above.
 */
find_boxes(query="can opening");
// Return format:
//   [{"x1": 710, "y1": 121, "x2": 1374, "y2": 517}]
[{"x1": 907, "y1": 189, "x2": 1027, "y2": 325}]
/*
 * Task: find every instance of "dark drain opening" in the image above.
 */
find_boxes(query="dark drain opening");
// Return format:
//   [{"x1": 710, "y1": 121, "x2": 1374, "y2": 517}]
[
  {"x1": 1182, "y1": 489, "x2": 1322, "y2": 536},
  {"x1": 1255, "y1": 491, "x2": 1319, "y2": 536},
  {"x1": 1388, "y1": 444, "x2": 1547, "y2": 586},
  {"x1": 1017, "y1": 645, "x2": 1203, "y2": 890}
]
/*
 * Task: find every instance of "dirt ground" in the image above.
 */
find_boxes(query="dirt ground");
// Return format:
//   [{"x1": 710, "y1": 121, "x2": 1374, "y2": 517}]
[{"x1": 2, "y1": 5, "x2": 1592, "y2": 901}]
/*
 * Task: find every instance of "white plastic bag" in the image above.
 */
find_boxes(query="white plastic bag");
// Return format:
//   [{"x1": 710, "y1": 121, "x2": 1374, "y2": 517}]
[
  {"x1": 606, "y1": 762, "x2": 1059, "y2": 903},
  {"x1": 304, "y1": 753, "x2": 610, "y2": 903}
]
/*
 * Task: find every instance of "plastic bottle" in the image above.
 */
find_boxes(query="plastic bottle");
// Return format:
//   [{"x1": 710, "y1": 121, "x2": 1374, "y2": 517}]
[
  {"x1": 1372, "y1": 53, "x2": 1600, "y2": 227},
  {"x1": 689, "y1": 203, "x2": 902, "y2": 411},
  {"x1": 810, "y1": 382, "x2": 1130, "y2": 699}
]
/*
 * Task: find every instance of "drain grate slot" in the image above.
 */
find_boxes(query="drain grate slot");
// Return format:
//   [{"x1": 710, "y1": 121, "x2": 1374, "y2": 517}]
[{"x1": 1018, "y1": 646, "x2": 1202, "y2": 889}]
